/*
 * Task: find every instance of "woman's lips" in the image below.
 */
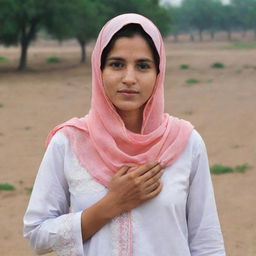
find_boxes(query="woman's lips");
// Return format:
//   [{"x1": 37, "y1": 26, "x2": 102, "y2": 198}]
[{"x1": 117, "y1": 90, "x2": 139, "y2": 97}]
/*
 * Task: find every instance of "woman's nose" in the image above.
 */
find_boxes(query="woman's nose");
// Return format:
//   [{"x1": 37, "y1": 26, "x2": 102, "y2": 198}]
[{"x1": 122, "y1": 67, "x2": 136, "y2": 85}]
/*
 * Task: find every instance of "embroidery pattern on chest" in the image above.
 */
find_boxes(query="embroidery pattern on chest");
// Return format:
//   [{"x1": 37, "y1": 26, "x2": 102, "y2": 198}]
[
  {"x1": 64, "y1": 152, "x2": 105, "y2": 195},
  {"x1": 111, "y1": 212, "x2": 133, "y2": 256}
]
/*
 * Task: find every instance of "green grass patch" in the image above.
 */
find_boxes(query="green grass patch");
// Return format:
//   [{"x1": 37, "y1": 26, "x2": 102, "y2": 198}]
[
  {"x1": 225, "y1": 42, "x2": 256, "y2": 49},
  {"x1": 234, "y1": 163, "x2": 251, "y2": 173},
  {"x1": 0, "y1": 56, "x2": 8, "y2": 62},
  {"x1": 210, "y1": 164, "x2": 233, "y2": 174},
  {"x1": 211, "y1": 62, "x2": 225, "y2": 69},
  {"x1": 0, "y1": 183, "x2": 15, "y2": 191},
  {"x1": 46, "y1": 56, "x2": 61, "y2": 63},
  {"x1": 186, "y1": 78, "x2": 200, "y2": 85},
  {"x1": 180, "y1": 64, "x2": 190, "y2": 70},
  {"x1": 0, "y1": 103, "x2": 4, "y2": 108},
  {"x1": 25, "y1": 187, "x2": 33, "y2": 194},
  {"x1": 211, "y1": 163, "x2": 252, "y2": 174}
]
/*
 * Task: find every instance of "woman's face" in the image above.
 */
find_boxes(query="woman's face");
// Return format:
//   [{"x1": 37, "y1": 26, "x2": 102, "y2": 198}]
[{"x1": 102, "y1": 34, "x2": 157, "y2": 117}]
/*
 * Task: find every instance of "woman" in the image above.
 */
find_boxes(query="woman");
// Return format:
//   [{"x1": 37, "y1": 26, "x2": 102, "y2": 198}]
[{"x1": 23, "y1": 13, "x2": 226, "y2": 256}]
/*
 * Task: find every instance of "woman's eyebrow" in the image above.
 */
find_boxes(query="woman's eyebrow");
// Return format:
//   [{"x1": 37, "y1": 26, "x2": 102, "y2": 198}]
[
  {"x1": 106, "y1": 57, "x2": 124, "y2": 61},
  {"x1": 137, "y1": 58, "x2": 154, "y2": 63}
]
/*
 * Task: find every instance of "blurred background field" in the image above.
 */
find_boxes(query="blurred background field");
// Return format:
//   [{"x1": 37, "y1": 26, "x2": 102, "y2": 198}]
[{"x1": 1, "y1": 0, "x2": 256, "y2": 255}]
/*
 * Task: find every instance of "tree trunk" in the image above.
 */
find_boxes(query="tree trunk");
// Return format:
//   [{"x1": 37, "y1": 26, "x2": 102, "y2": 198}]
[
  {"x1": 210, "y1": 31, "x2": 215, "y2": 40},
  {"x1": 174, "y1": 34, "x2": 178, "y2": 43},
  {"x1": 199, "y1": 29, "x2": 203, "y2": 41},
  {"x1": 242, "y1": 29, "x2": 246, "y2": 38},
  {"x1": 190, "y1": 34, "x2": 194, "y2": 42},
  {"x1": 78, "y1": 39, "x2": 86, "y2": 63},
  {"x1": 18, "y1": 20, "x2": 38, "y2": 71},
  {"x1": 227, "y1": 30, "x2": 232, "y2": 41},
  {"x1": 18, "y1": 40, "x2": 29, "y2": 71}
]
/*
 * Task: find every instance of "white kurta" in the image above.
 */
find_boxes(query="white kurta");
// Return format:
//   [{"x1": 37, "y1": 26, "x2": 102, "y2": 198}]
[{"x1": 23, "y1": 130, "x2": 226, "y2": 256}]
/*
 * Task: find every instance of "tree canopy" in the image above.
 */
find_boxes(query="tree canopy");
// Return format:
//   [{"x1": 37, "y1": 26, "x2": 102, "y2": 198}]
[
  {"x1": 0, "y1": 0, "x2": 171, "y2": 70},
  {"x1": 168, "y1": 0, "x2": 256, "y2": 41}
]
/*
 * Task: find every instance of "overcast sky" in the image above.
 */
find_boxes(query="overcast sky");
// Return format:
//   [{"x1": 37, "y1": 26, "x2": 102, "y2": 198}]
[{"x1": 161, "y1": 0, "x2": 230, "y2": 6}]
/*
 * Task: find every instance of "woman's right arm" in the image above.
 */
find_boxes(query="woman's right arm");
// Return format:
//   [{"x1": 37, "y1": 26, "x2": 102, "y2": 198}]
[
  {"x1": 81, "y1": 162, "x2": 163, "y2": 241},
  {"x1": 24, "y1": 132, "x2": 163, "y2": 254}
]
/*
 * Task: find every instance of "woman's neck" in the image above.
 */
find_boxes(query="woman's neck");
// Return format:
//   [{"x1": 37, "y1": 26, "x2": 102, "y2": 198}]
[{"x1": 117, "y1": 109, "x2": 143, "y2": 134}]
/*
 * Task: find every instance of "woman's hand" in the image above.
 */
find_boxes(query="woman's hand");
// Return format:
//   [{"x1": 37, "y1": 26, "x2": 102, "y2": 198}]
[
  {"x1": 106, "y1": 162, "x2": 163, "y2": 214},
  {"x1": 81, "y1": 162, "x2": 163, "y2": 240}
]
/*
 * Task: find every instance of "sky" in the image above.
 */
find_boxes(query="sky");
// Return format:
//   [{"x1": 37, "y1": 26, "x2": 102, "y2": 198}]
[{"x1": 161, "y1": 0, "x2": 230, "y2": 6}]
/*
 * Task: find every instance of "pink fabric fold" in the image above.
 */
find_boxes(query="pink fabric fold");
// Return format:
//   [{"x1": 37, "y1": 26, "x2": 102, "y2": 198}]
[{"x1": 46, "y1": 13, "x2": 194, "y2": 187}]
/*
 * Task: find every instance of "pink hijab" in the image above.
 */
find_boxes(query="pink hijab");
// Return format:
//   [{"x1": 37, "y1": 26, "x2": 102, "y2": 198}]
[{"x1": 46, "y1": 13, "x2": 193, "y2": 187}]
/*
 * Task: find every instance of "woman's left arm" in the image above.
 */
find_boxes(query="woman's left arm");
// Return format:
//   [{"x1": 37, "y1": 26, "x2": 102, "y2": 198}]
[{"x1": 186, "y1": 133, "x2": 226, "y2": 256}]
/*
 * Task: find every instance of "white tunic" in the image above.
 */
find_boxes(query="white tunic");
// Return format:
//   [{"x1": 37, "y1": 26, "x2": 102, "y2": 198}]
[{"x1": 23, "y1": 130, "x2": 226, "y2": 256}]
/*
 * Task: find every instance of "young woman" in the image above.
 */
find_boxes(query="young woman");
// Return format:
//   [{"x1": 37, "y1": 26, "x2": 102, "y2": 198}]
[{"x1": 24, "y1": 13, "x2": 226, "y2": 256}]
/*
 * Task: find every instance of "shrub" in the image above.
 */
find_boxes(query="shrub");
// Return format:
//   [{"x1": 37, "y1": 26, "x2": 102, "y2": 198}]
[
  {"x1": 46, "y1": 56, "x2": 60, "y2": 63},
  {"x1": 210, "y1": 163, "x2": 252, "y2": 174},
  {"x1": 210, "y1": 164, "x2": 233, "y2": 174},
  {"x1": 186, "y1": 78, "x2": 199, "y2": 84},
  {"x1": 180, "y1": 64, "x2": 189, "y2": 70},
  {"x1": 234, "y1": 163, "x2": 251, "y2": 173},
  {"x1": 0, "y1": 183, "x2": 15, "y2": 191},
  {"x1": 0, "y1": 56, "x2": 8, "y2": 62},
  {"x1": 211, "y1": 62, "x2": 225, "y2": 69}
]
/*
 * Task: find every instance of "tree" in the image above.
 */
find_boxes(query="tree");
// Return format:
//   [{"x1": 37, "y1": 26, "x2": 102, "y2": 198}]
[
  {"x1": 0, "y1": 0, "x2": 79, "y2": 70},
  {"x1": 181, "y1": 0, "x2": 223, "y2": 41},
  {"x1": 167, "y1": 6, "x2": 187, "y2": 42},
  {"x1": 73, "y1": 0, "x2": 106, "y2": 63},
  {"x1": 99, "y1": 0, "x2": 171, "y2": 36},
  {"x1": 231, "y1": 0, "x2": 256, "y2": 37},
  {"x1": 218, "y1": 4, "x2": 237, "y2": 40}
]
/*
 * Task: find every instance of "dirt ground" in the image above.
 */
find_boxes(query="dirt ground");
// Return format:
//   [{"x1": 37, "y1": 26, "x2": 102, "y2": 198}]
[{"x1": 0, "y1": 34, "x2": 255, "y2": 256}]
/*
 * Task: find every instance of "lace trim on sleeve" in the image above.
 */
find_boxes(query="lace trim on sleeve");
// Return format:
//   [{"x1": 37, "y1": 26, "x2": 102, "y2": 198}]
[{"x1": 52, "y1": 214, "x2": 80, "y2": 256}]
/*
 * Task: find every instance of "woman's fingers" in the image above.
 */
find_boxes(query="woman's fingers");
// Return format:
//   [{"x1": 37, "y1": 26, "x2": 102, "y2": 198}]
[
  {"x1": 143, "y1": 170, "x2": 163, "y2": 188},
  {"x1": 139, "y1": 163, "x2": 163, "y2": 182},
  {"x1": 144, "y1": 181, "x2": 161, "y2": 194},
  {"x1": 133, "y1": 161, "x2": 159, "y2": 177},
  {"x1": 144, "y1": 182, "x2": 163, "y2": 200},
  {"x1": 115, "y1": 165, "x2": 130, "y2": 177}
]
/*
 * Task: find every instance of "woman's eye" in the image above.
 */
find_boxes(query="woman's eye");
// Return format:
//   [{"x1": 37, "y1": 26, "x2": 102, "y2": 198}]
[
  {"x1": 137, "y1": 63, "x2": 150, "y2": 70},
  {"x1": 109, "y1": 62, "x2": 123, "y2": 68}
]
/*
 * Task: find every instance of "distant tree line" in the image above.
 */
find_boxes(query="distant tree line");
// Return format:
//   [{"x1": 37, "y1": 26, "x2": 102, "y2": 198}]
[
  {"x1": 167, "y1": 0, "x2": 256, "y2": 42},
  {"x1": 0, "y1": 0, "x2": 170, "y2": 70}
]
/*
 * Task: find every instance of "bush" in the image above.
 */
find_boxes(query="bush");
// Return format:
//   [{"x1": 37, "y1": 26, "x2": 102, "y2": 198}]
[
  {"x1": 211, "y1": 62, "x2": 225, "y2": 69},
  {"x1": 210, "y1": 164, "x2": 233, "y2": 174},
  {"x1": 234, "y1": 163, "x2": 251, "y2": 173},
  {"x1": 0, "y1": 56, "x2": 8, "y2": 62},
  {"x1": 180, "y1": 64, "x2": 189, "y2": 70},
  {"x1": 186, "y1": 78, "x2": 200, "y2": 84},
  {"x1": 46, "y1": 56, "x2": 61, "y2": 63},
  {"x1": 0, "y1": 183, "x2": 15, "y2": 191},
  {"x1": 210, "y1": 163, "x2": 252, "y2": 174}
]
